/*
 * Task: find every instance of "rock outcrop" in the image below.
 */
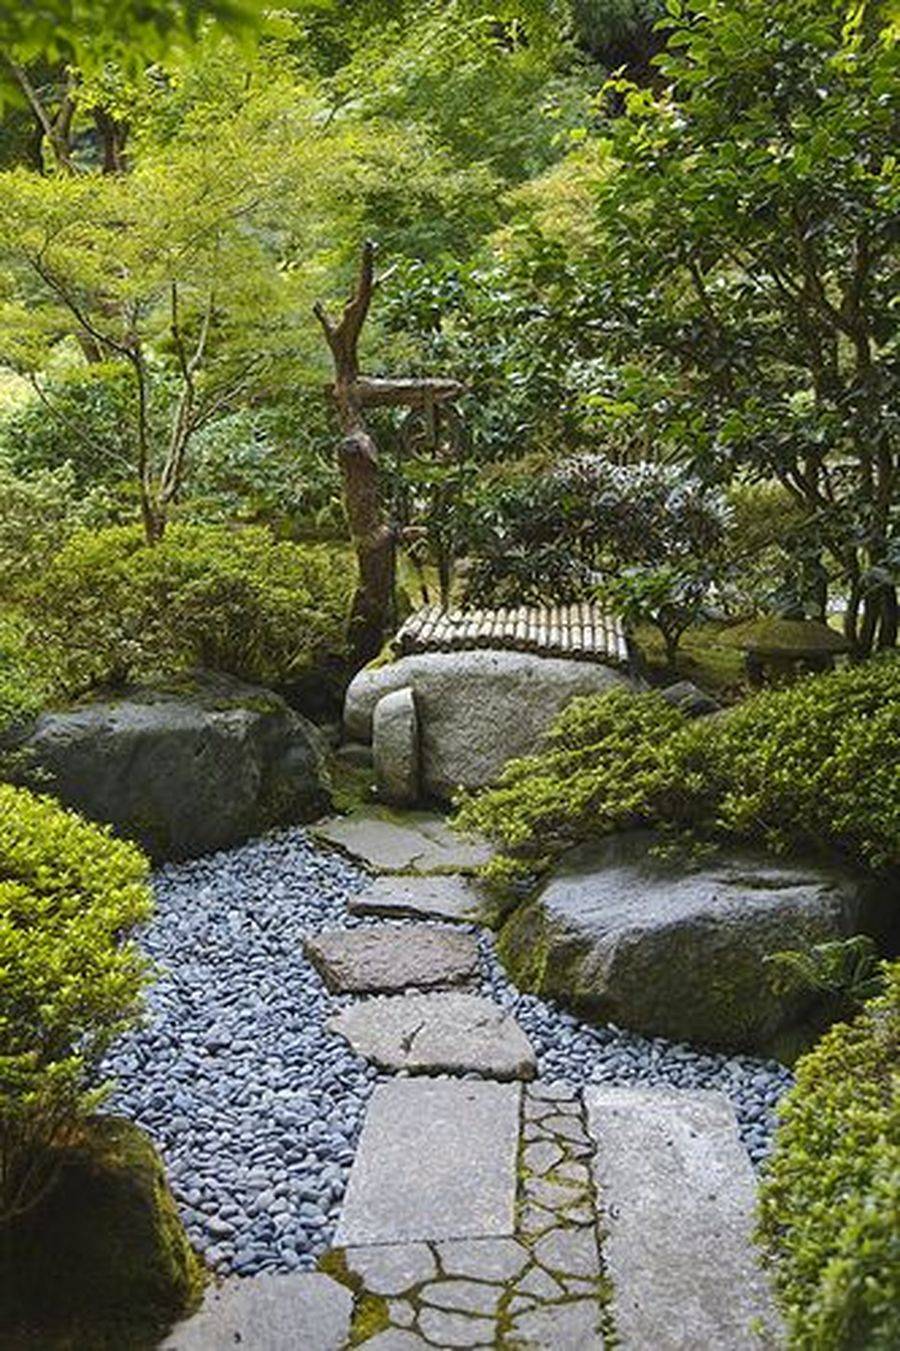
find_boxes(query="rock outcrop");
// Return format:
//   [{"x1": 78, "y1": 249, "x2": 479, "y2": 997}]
[
  {"x1": 498, "y1": 829, "x2": 875, "y2": 1051},
  {"x1": 12, "y1": 672, "x2": 330, "y2": 860},
  {"x1": 345, "y1": 649, "x2": 628, "y2": 801}
]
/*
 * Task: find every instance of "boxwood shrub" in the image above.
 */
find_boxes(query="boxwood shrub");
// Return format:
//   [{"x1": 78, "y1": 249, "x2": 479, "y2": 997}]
[
  {"x1": 26, "y1": 523, "x2": 355, "y2": 698},
  {"x1": 757, "y1": 960, "x2": 900, "y2": 1348},
  {"x1": 455, "y1": 655, "x2": 900, "y2": 878},
  {"x1": 0, "y1": 784, "x2": 152, "y2": 1222}
]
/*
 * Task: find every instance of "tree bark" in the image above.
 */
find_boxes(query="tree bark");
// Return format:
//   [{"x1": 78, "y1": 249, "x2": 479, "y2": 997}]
[
  {"x1": 314, "y1": 242, "x2": 394, "y2": 666},
  {"x1": 314, "y1": 242, "x2": 464, "y2": 668}
]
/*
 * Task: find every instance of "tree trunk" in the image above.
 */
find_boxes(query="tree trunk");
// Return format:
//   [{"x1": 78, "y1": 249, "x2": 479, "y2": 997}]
[
  {"x1": 339, "y1": 430, "x2": 395, "y2": 663},
  {"x1": 314, "y1": 242, "x2": 464, "y2": 669}
]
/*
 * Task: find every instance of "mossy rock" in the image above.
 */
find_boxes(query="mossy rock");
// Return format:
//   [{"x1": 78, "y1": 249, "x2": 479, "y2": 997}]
[
  {"x1": 0, "y1": 1116, "x2": 204, "y2": 1350},
  {"x1": 720, "y1": 617, "x2": 850, "y2": 656}
]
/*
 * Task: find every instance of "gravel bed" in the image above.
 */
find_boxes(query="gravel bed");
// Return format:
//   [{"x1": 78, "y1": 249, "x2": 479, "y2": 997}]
[{"x1": 105, "y1": 827, "x2": 793, "y2": 1279}]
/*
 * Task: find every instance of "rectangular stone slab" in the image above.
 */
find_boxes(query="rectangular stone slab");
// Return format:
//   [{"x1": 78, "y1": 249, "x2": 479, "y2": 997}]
[
  {"x1": 335, "y1": 1080, "x2": 521, "y2": 1246},
  {"x1": 585, "y1": 1087, "x2": 781, "y2": 1350},
  {"x1": 303, "y1": 925, "x2": 480, "y2": 994},
  {"x1": 349, "y1": 874, "x2": 485, "y2": 924}
]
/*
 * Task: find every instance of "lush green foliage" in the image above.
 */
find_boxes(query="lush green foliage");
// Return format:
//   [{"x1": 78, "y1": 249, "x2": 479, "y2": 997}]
[
  {"x1": 0, "y1": 460, "x2": 112, "y2": 598},
  {"x1": 464, "y1": 458, "x2": 728, "y2": 605},
  {"x1": 456, "y1": 656, "x2": 900, "y2": 876},
  {"x1": 758, "y1": 960, "x2": 900, "y2": 1349},
  {"x1": 569, "y1": 0, "x2": 900, "y2": 649},
  {"x1": 455, "y1": 686, "x2": 688, "y2": 875},
  {"x1": 670, "y1": 654, "x2": 900, "y2": 871},
  {"x1": 0, "y1": 784, "x2": 152, "y2": 1221},
  {"x1": 27, "y1": 524, "x2": 355, "y2": 697},
  {"x1": 0, "y1": 611, "x2": 50, "y2": 733}
]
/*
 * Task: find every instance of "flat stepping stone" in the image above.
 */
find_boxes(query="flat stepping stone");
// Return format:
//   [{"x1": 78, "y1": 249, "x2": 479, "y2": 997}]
[
  {"x1": 585, "y1": 1087, "x2": 781, "y2": 1349},
  {"x1": 335, "y1": 1080, "x2": 521, "y2": 1245},
  {"x1": 303, "y1": 924, "x2": 480, "y2": 994},
  {"x1": 161, "y1": 1273, "x2": 352, "y2": 1350},
  {"x1": 313, "y1": 807, "x2": 492, "y2": 874},
  {"x1": 329, "y1": 992, "x2": 536, "y2": 1080},
  {"x1": 349, "y1": 873, "x2": 485, "y2": 923}
]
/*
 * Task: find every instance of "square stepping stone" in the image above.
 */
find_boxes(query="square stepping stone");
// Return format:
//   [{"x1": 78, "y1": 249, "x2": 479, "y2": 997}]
[
  {"x1": 349, "y1": 874, "x2": 485, "y2": 923},
  {"x1": 328, "y1": 992, "x2": 536, "y2": 1080},
  {"x1": 161, "y1": 1273, "x2": 352, "y2": 1350},
  {"x1": 303, "y1": 925, "x2": 480, "y2": 994},
  {"x1": 335, "y1": 1080, "x2": 521, "y2": 1246},
  {"x1": 585, "y1": 1087, "x2": 781, "y2": 1349},
  {"x1": 313, "y1": 808, "x2": 492, "y2": 874}
]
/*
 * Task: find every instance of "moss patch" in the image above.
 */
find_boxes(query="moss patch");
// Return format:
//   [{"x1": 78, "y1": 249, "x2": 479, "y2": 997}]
[{"x1": 0, "y1": 1117, "x2": 204, "y2": 1351}]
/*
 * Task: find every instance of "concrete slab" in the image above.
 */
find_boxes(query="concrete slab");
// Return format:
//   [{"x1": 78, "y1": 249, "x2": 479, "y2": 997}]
[
  {"x1": 303, "y1": 924, "x2": 480, "y2": 994},
  {"x1": 313, "y1": 808, "x2": 492, "y2": 874},
  {"x1": 585, "y1": 1087, "x2": 781, "y2": 1349},
  {"x1": 349, "y1": 873, "x2": 485, "y2": 923},
  {"x1": 161, "y1": 1273, "x2": 352, "y2": 1351},
  {"x1": 328, "y1": 991, "x2": 536, "y2": 1080},
  {"x1": 335, "y1": 1080, "x2": 521, "y2": 1246}
]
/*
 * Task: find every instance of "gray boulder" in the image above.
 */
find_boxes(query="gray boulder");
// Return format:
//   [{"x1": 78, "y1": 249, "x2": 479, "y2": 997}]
[
  {"x1": 373, "y1": 686, "x2": 420, "y2": 806},
  {"x1": 498, "y1": 829, "x2": 873, "y2": 1051},
  {"x1": 345, "y1": 649, "x2": 628, "y2": 801},
  {"x1": 12, "y1": 672, "x2": 330, "y2": 860},
  {"x1": 659, "y1": 680, "x2": 722, "y2": 718}
]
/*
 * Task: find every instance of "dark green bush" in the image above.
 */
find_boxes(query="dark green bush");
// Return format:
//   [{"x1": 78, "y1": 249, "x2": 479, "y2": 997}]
[
  {"x1": 0, "y1": 784, "x2": 152, "y2": 1222},
  {"x1": 456, "y1": 656, "x2": 900, "y2": 877},
  {"x1": 0, "y1": 610, "x2": 48, "y2": 733},
  {"x1": 667, "y1": 655, "x2": 900, "y2": 873},
  {"x1": 455, "y1": 685, "x2": 686, "y2": 881},
  {"x1": 757, "y1": 960, "x2": 900, "y2": 1349},
  {"x1": 27, "y1": 523, "x2": 355, "y2": 697}
]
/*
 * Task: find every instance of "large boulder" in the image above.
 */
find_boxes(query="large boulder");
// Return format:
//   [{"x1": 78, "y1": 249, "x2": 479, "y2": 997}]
[
  {"x1": 498, "y1": 830, "x2": 877, "y2": 1051},
  {"x1": 11, "y1": 672, "x2": 330, "y2": 860},
  {"x1": 0, "y1": 1117, "x2": 203, "y2": 1348},
  {"x1": 345, "y1": 649, "x2": 628, "y2": 801}
]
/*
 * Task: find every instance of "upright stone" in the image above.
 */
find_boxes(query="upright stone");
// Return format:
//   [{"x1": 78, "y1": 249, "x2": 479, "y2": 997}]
[
  {"x1": 373, "y1": 687, "x2": 420, "y2": 806},
  {"x1": 585, "y1": 1087, "x2": 781, "y2": 1350},
  {"x1": 335, "y1": 1080, "x2": 521, "y2": 1246}
]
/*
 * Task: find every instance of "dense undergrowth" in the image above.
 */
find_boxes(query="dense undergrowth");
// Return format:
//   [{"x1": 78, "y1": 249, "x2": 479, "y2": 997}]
[
  {"x1": 0, "y1": 784, "x2": 151, "y2": 1223},
  {"x1": 2, "y1": 524, "x2": 354, "y2": 722},
  {"x1": 455, "y1": 656, "x2": 900, "y2": 880},
  {"x1": 758, "y1": 960, "x2": 900, "y2": 1349}
]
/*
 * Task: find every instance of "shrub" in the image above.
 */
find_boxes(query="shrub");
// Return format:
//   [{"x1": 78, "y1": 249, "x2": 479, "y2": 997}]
[
  {"x1": 454, "y1": 686, "x2": 686, "y2": 878},
  {"x1": 0, "y1": 365, "x2": 140, "y2": 490},
  {"x1": 27, "y1": 523, "x2": 355, "y2": 697},
  {"x1": 456, "y1": 656, "x2": 900, "y2": 877},
  {"x1": 464, "y1": 457, "x2": 729, "y2": 612},
  {"x1": 757, "y1": 961, "x2": 900, "y2": 1349},
  {"x1": 0, "y1": 784, "x2": 152, "y2": 1222},
  {"x1": 0, "y1": 610, "x2": 49, "y2": 734},
  {"x1": 0, "y1": 460, "x2": 112, "y2": 600},
  {"x1": 668, "y1": 655, "x2": 900, "y2": 873}
]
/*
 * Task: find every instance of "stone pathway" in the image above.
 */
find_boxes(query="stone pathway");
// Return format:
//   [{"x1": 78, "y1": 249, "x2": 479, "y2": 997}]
[
  {"x1": 310, "y1": 817, "x2": 779, "y2": 1348},
  {"x1": 159, "y1": 809, "x2": 784, "y2": 1348}
]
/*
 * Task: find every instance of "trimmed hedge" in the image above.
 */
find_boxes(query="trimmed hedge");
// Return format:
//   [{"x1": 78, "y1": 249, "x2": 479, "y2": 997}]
[
  {"x1": 0, "y1": 784, "x2": 152, "y2": 1222},
  {"x1": 455, "y1": 656, "x2": 900, "y2": 877},
  {"x1": 26, "y1": 523, "x2": 355, "y2": 698},
  {"x1": 757, "y1": 961, "x2": 900, "y2": 1348}
]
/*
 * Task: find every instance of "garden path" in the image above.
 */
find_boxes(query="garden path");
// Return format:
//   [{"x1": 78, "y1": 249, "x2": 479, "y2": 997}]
[{"x1": 163, "y1": 809, "x2": 782, "y2": 1350}]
